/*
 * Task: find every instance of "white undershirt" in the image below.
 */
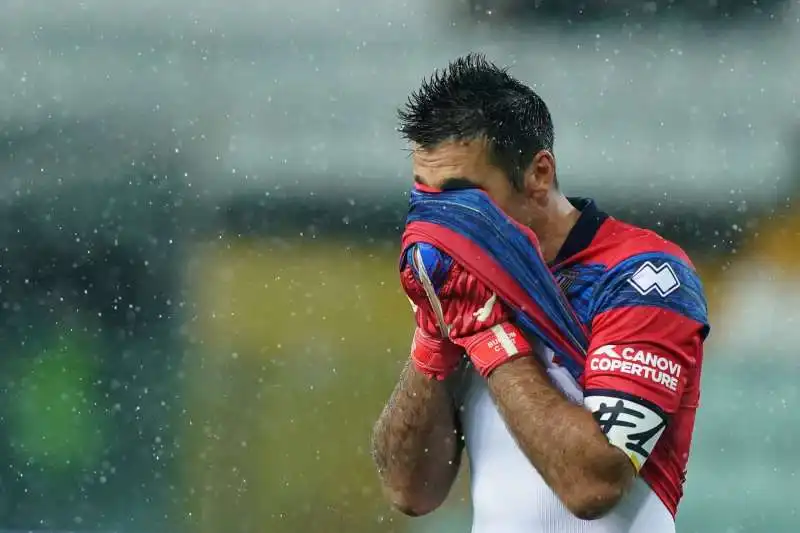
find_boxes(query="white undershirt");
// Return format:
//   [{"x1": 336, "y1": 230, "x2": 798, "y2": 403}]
[{"x1": 454, "y1": 365, "x2": 675, "y2": 533}]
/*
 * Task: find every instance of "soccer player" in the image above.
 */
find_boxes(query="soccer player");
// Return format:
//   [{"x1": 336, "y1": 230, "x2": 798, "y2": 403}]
[{"x1": 371, "y1": 54, "x2": 709, "y2": 533}]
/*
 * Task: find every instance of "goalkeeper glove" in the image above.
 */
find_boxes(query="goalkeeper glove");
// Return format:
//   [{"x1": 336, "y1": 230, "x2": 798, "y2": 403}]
[{"x1": 401, "y1": 243, "x2": 534, "y2": 379}]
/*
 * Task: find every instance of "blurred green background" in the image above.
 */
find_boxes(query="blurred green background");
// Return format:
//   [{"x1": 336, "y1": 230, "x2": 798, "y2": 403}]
[{"x1": 0, "y1": 0, "x2": 799, "y2": 532}]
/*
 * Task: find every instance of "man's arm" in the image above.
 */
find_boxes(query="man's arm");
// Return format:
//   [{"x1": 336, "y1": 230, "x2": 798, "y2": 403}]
[
  {"x1": 488, "y1": 358, "x2": 634, "y2": 520},
  {"x1": 484, "y1": 251, "x2": 708, "y2": 520},
  {"x1": 371, "y1": 243, "x2": 467, "y2": 516},
  {"x1": 371, "y1": 361, "x2": 463, "y2": 516}
]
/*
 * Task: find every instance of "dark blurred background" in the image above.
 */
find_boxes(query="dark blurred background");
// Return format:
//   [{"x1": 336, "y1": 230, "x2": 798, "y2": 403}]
[{"x1": 0, "y1": 1, "x2": 798, "y2": 532}]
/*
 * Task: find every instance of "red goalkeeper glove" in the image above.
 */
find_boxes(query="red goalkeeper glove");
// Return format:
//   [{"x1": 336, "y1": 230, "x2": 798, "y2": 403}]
[
  {"x1": 401, "y1": 243, "x2": 534, "y2": 379},
  {"x1": 401, "y1": 256, "x2": 464, "y2": 381}
]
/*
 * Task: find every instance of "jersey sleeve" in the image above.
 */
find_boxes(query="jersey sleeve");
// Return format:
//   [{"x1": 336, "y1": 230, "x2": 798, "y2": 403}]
[{"x1": 583, "y1": 251, "x2": 709, "y2": 471}]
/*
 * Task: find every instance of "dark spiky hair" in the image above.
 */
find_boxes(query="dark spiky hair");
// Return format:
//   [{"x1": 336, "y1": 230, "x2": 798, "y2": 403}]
[{"x1": 398, "y1": 53, "x2": 555, "y2": 189}]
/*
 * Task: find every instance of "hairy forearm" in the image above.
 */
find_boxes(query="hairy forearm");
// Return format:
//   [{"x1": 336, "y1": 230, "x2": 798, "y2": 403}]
[
  {"x1": 488, "y1": 357, "x2": 633, "y2": 519},
  {"x1": 371, "y1": 361, "x2": 463, "y2": 515}
]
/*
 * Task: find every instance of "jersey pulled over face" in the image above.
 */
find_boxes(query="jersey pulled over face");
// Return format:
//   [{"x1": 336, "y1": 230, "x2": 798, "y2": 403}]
[{"x1": 436, "y1": 198, "x2": 708, "y2": 533}]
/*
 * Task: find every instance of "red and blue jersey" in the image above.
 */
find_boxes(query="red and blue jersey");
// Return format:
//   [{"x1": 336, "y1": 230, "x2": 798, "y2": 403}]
[{"x1": 553, "y1": 198, "x2": 709, "y2": 516}]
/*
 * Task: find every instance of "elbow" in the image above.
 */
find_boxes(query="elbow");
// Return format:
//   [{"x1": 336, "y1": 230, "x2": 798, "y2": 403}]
[
  {"x1": 383, "y1": 488, "x2": 441, "y2": 517},
  {"x1": 370, "y1": 450, "x2": 445, "y2": 517},
  {"x1": 562, "y1": 480, "x2": 627, "y2": 520},
  {"x1": 561, "y1": 453, "x2": 633, "y2": 520}
]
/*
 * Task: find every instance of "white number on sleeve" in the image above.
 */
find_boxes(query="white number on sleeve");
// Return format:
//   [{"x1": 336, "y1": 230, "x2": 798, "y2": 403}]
[{"x1": 585, "y1": 392, "x2": 667, "y2": 471}]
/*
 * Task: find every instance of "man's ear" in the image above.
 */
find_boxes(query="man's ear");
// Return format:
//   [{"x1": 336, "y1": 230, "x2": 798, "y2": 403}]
[{"x1": 523, "y1": 150, "x2": 556, "y2": 197}]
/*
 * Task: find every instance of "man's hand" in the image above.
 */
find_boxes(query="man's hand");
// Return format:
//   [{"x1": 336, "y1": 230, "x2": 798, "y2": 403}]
[
  {"x1": 401, "y1": 245, "x2": 465, "y2": 381},
  {"x1": 403, "y1": 248, "x2": 535, "y2": 378},
  {"x1": 488, "y1": 357, "x2": 635, "y2": 520}
]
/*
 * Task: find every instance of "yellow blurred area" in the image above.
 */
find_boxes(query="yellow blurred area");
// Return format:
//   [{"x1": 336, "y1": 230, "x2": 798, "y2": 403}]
[
  {"x1": 181, "y1": 240, "x2": 418, "y2": 533},
  {"x1": 749, "y1": 210, "x2": 800, "y2": 270},
  {"x1": 695, "y1": 209, "x2": 800, "y2": 324},
  {"x1": 188, "y1": 241, "x2": 415, "y2": 355}
]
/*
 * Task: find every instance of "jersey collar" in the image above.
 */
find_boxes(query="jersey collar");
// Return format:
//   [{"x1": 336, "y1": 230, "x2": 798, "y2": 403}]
[{"x1": 552, "y1": 197, "x2": 609, "y2": 265}]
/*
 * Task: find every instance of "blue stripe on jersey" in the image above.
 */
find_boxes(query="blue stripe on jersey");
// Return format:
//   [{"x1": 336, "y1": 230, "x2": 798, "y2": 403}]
[
  {"x1": 589, "y1": 251, "x2": 709, "y2": 327},
  {"x1": 554, "y1": 263, "x2": 607, "y2": 325}
]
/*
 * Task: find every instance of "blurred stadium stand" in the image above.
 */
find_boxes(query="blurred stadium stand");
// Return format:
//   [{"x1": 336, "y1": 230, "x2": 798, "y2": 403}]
[
  {"x1": 458, "y1": 0, "x2": 793, "y2": 26},
  {"x1": 0, "y1": 119, "x2": 194, "y2": 531},
  {"x1": 0, "y1": 0, "x2": 798, "y2": 532}
]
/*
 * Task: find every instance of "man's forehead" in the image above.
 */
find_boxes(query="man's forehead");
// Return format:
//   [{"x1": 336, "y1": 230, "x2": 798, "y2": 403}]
[
  {"x1": 411, "y1": 139, "x2": 488, "y2": 161},
  {"x1": 411, "y1": 139, "x2": 496, "y2": 188},
  {"x1": 411, "y1": 139, "x2": 491, "y2": 176}
]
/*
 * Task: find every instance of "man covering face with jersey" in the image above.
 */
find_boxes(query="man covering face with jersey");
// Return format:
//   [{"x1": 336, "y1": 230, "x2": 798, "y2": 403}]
[{"x1": 371, "y1": 54, "x2": 709, "y2": 533}]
